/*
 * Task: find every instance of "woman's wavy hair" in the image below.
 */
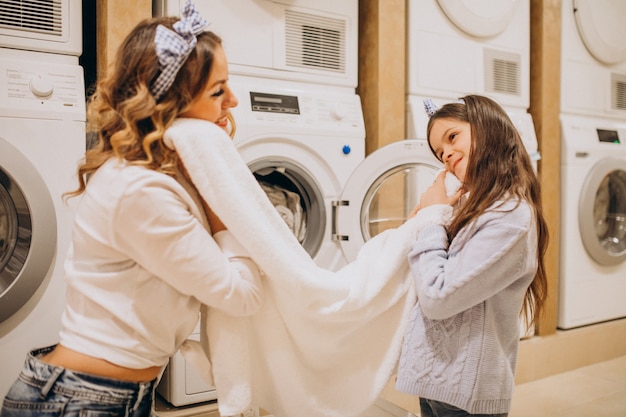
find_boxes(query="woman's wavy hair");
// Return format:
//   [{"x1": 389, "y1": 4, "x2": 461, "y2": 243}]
[
  {"x1": 66, "y1": 16, "x2": 234, "y2": 197},
  {"x1": 426, "y1": 95, "x2": 548, "y2": 329}
]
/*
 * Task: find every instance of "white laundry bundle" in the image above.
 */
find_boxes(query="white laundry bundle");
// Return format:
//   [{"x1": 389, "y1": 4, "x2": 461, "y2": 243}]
[{"x1": 164, "y1": 118, "x2": 461, "y2": 417}]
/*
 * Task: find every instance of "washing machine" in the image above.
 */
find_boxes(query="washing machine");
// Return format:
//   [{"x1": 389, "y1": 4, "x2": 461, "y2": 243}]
[
  {"x1": 153, "y1": 0, "x2": 358, "y2": 89},
  {"x1": 559, "y1": 0, "x2": 626, "y2": 329},
  {"x1": 406, "y1": 0, "x2": 529, "y2": 109},
  {"x1": 0, "y1": 47, "x2": 85, "y2": 397},
  {"x1": 230, "y1": 74, "x2": 445, "y2": 268},
  {"x1": 561, "y1": 0, "x2": 626, "y2": 119},
  {"x1": 559, "y1": 113, "x2": 626, "y2": 329}
]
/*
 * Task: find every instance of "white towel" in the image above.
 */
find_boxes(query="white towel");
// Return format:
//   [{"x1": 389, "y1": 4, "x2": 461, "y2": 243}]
[
  {"x1": 164, "y1": 119, "x2": 423, "y2": 417},
  {"x1": 443, "y1": 170, "x2": 462, "y2": 198}
]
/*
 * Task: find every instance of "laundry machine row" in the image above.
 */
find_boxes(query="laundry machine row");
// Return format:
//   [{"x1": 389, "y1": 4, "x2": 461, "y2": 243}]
[
  {"x1": 559, "y1": 115, "x2": 626, "y2": 329},
  {"x1": 559, "y1": 0, "x2": 626, "y2": 329},
  {"x1": 0, "y1": 0, "x2": 85, "y2": 398},
  {"x1": 0, "y1": 47, "x2": 85, "y2": 397}
]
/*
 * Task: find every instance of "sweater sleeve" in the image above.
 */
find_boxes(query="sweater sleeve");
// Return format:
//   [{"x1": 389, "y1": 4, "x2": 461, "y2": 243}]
[
  {"x1": 111, "y1": 176, "x2": 264, "y2": 317},
  {"x1": 408, "y1": 203, "x2": 533, "y2": 320}
]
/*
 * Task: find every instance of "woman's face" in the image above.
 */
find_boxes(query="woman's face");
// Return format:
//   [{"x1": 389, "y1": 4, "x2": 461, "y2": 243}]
[
  {"x1": 180, "y1": 45, "x2": 238, "y2": 132},
  {"x1": 428, "y1": 117, "x2": 472, "y2": 182}
]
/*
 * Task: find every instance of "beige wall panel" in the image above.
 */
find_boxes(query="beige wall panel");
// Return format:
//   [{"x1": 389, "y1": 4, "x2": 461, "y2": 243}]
[
  {"x1": 530, "y1": 0, "x2": 561, "y2": 335},
  {"x1": 359, "y1": 0, "x2": 406, "y2": 156},
  {"x1": 97, "y1": 0, "x2": 152, "y2": 78}
]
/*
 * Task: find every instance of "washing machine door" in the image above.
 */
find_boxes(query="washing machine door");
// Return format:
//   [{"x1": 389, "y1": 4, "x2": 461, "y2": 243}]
[
  {"x1": 579, "y1": 158, "x2": 626, "y2": 266},
  {"x1": 573, "y1": 0, "x2": 626, "y2": 65},
  {"x1": 242, "y1": 148, "x2": 328, "y2": 264},
  {"x1": 437, "y1": 0, "x2": 521, "y2": 38},
  {"x1": 335, "y1": 140, "x2": 441, "y2": 262},
  {"x1": 0, "y1": 138, "x2": 57, "y2": 323}
]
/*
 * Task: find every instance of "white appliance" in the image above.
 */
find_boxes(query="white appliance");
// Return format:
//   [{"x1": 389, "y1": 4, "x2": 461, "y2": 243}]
[
  {"x1": 559, "y1": 0, "x2": 626, "y2": 329},
  {"x1": 561, "y1": 0, "x2": 626, "y2": 119},
  {"x1": 0, "y1": 0, "x2": 82, "y2": 56},
  {"x1": 406, "y1": 0, "x2": 529, "y2": 110},
  {"x1": 559, "y1": 113, "x2": 626, "y2": 329},
  {"x1": 405, "y1": 0, "x2": 538, "y2": 164},
  {"x1": 0, "y1": 47, "x2": 85, "y2": 397},
  {"x1": 153, "y1": 0, "x2": 358, "y2": 88}
]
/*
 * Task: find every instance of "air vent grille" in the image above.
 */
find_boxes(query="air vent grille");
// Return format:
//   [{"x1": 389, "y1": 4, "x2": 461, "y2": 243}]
[
  {"x1": 285, "y1": 10, "x2": 346, "y2": 73},
  {"x1": 611, "y1": 72, "x2": 626, "y2": 111},
  {"x1": 0, "y1": 0, "x2": 62, "y2": 36},
  {"x1": 484, "y1": 48, "x2": 521, "y2": 96}
]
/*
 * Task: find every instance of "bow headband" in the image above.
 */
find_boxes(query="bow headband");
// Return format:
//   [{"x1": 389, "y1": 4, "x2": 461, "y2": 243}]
[{"x1": 151, "y1": 0, "x2": 209, "y2": 100}]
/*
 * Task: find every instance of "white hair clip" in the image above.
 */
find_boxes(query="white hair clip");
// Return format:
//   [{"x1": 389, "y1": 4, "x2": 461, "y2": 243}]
[
  {"x1": 151, "y1": 0, "x2": 209, "y2": 100},
  {"x1": 423, "y1": 98, "x2": 439, "y2": 117}
]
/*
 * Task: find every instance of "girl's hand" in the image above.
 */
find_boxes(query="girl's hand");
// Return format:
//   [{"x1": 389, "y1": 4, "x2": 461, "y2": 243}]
[{"x1": 419, "y1": 170, "x2": 463, "y2": 209}]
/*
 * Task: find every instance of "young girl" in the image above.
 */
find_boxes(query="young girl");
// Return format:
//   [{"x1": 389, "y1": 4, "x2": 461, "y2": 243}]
[
  {"x1": 1, "y1": 3, "x2": 262, "y2": 416},
  {"x1": 396, "y1": 95, "x2": 548, "y2": 417}
]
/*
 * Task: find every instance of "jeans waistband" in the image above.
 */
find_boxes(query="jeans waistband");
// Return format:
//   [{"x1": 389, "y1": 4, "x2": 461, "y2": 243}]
[{"x1": 22, "y1": 345, "x2": 156, "y2": 406}]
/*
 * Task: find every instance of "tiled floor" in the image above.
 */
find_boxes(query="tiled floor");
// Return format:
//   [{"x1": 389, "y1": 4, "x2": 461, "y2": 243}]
[
  {"x1": 154, "y1": 355, "x2": 626, "y2": 417},
  {"x1": 509, "y1": 355, "x2": 626, "y2": 417}
]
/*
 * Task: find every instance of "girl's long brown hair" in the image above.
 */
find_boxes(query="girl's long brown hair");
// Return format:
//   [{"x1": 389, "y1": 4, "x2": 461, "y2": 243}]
[
  {"x1": 65, "y1": 17, "x2": 227, "y2": 198},
  {"x1": 426, "y1": 95, "x2": 548, "y2": 329}
]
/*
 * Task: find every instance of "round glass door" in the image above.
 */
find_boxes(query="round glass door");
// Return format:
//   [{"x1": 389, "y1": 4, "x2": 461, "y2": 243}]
[
  {"x1": 0, "y1": 137, "x2": 56, "y2": 323},
  {"x1": 579, "y1": 158, "x2": 626, "y2": 265},
  {"x1": 337, "y1": 140, "x2": 442, "y2": 262},
  {"x1": 249, "y1": 158, "x2": 325, "y2": 259},
  {"x1": 361, "y1": 164, "x2": 438, "y2": 241}
]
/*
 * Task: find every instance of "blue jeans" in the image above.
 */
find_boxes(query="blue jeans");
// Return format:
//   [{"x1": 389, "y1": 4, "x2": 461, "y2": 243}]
[
  {"x1": 1, "y1": 346, "x2": 157, "y2": 417},
  {"x1": 420, "y1": 398, "x2": 508, "y2": 417}
]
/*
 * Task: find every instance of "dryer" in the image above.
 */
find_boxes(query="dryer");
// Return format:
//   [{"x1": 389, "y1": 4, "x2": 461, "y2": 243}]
[
  {"x1": 561, "y1": 0, "x2": 626, "y2": 119},
  {"x1": 153, "y1": 0, "x2": 358, "y2": 88},
  {"x1": 405, "y1": 0, "x2": 537, "y2": 166},
  {"x1": 406, "y1": 0, "x2": 529, "y2": 110},
  {"x1": 0, "y1": 48, "x2": 85, "y2": 397},
  {"x1": 559, "y1": 113, "x2": 626, "y2": 329},
  {"x1": 0, "y1": 0, "x2": 82, "y2": 56}
]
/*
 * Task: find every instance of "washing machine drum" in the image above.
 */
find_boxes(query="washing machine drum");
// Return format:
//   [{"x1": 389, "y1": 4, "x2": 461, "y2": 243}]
[
  {"x1": 573, "y1": 0, "x2": 626, "y2": 65},
  {"x1": 580, "y1": 160, "x2": 626, "y2": 266},
  {"x1": 437, "y1": 0, "x2": 521, "y2": 38}
]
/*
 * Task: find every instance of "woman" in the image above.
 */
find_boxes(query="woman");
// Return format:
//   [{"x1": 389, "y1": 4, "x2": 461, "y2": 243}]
[{"x1": 1, "y1": 2, "x2": 262, "y2": 416}]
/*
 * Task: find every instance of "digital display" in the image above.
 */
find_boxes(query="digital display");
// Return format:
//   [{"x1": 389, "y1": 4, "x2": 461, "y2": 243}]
[
  {"x1": 597, "y1": 129, "x2": 620, "y2": 144},
  {"x1": 250, "y1": 92, "x2": 300, "y2": 114}
]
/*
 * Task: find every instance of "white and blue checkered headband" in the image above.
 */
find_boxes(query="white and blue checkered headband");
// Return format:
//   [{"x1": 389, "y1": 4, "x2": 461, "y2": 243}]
[
  {"x1": 151, "y1": 0, "x2": 209, "y2": 101},
  {"x1": 423, "y1": 98, "x2": 465, "y2": 117}
]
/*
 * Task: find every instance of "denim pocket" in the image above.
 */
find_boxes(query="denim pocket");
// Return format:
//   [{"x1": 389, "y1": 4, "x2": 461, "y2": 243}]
[{"x1": 0, "y1": 398, "x2": 65, "y2": 417}]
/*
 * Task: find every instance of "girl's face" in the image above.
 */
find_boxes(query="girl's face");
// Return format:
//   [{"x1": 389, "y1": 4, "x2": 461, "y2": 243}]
[
  {"x1": 428, "y1": 117, "x2": 472, "y2": 182},
  {"x1": 180, "y1": 45, "x2": 238, "y2": 132}
]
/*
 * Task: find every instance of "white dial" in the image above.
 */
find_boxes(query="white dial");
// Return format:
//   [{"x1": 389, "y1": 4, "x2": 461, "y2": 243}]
[{"x1": 30, "y1": 75, "x2": 54, "y2": 97}]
